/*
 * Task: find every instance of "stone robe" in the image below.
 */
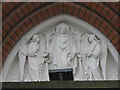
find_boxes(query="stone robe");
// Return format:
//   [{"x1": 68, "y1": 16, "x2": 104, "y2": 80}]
[
  {"x1": 48, "y1": 34, "x2": 77, "y2": 70},
  {"x1": 27, "y1": 41, "x2": 40, "y2": 81}
]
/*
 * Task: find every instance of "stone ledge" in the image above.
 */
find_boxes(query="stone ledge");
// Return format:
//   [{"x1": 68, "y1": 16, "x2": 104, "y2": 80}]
[{"x1": 1, "y1": 81, "x2": 120, "y2": 89}]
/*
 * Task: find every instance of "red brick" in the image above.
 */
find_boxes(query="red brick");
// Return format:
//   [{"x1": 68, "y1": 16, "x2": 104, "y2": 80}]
[
  {"x1": 0, "y1": 11, "x2": 2, "y2": 20},
  {"x1": 73, "y1": 5, "x2": 80, "y2": 18},
  {"x1": 0, "y1": 37, "x2": 1, "y2": 42},
  {"x1": 33, "y1": 2, "x2": 41, "y2": 8},
  {"x1": 20, "y1": 23, "x2": 28, "y2": 32},
  {"x1": 0, "y1": 28, "x2": 2, "y2": 35},
  {"x1": 104, "y1": 25, "x2": 113, "y2": 36},
  {"x1": 22, "y1": 6, "x2": 29, "y2": 16},
  {"x1": 99, "y1": 21, "x2": 109, "y2": 33},
  {"x1": 41, "y1": 10, "x2": 49, "y2": 20},
  {"x1": 114, "y1": 3, "x2": 118, "y2": 13},
  {"x1": 12, "y1": 13, "x2": 20, "y2": 23},
  {"x1": 2, "y1": 49, "x2": 9, "y2": 58},
  {"x1": 47, "y1": 7, "x2": 54, "y2": 17},
  {"x1": 24, "y1": 19, "x2": 34, "y2": 30},
  {"x1": 2, "y1": 30, "x2": 7, "y2": 37},
  {"x1": 115, "y1": 22, "x2": 118, "y2": 30},
  {"x1": 83, "y1": 2, "x2": 92, "y2": 8},
  {"x1": 79, "y1": 7, "x2": 86, "y2": 19},
  {"x1": 110, "y1": 15, "x2": 118, "y2": 26},
  {"x1": 2, "y1": 42, "x2": 12, "y2": 53},
  {"x1": 63, "y1": 3, "x2": 69, "y2": 13},
  {"x1": 84, "y1": 10, "x2": 92, "y2": 22},
  {"x1": 59, "y1": 3, "x2": 64, "y2": 13},
  {"x1": 2, "y1": 57, "x2": 6, "y2": 65},
  {"x1": 2, "y1": 12, "x2": 5, "y2": 18},
  {"x1": 90, "y1": 2, "x2": 98, "y2": 10},
  {"x1": 7, "y1": 17, "x2": 15, "y2": 27},
  {"x1": 0, "y1": 56, "x2": 2, "y2": 64},
  {"x1": 96, "y1": 3, "x2": 104, "y2": 14},
  {"x1": 2, "y1": 56, "x2": 6, "y2": 65},
  {"x1": 6, "y1": 2, "x2": 14, "y2": 10},
  {"x1": 89, "y1": 13, "x2": 97, "y2": 25},
  {"x1": 36, "y1": 12, "x2": 43, "y2": 23},
  {"x1": 2, "y1": 23, "x2": 11, "y2": 32},
  {"x1": 108, "y1": 30, "x2": 118, "y2": 41},
  {"x1": 106, "y1": 10, "x2": 115, "y2": 20},
  {"x1": 27, "y1": 3, "x2": 35, "y2": 12},
  {"x1": 13, "y1": 2, "x2": 20, "y2": 6},
  {"x1": 16, "y1": 9, "x2": 25, "y2": 18},
  {"x1": 9, "y1": 31, "x2": 20, "y2": 41},
  {"x1": 15, "y1": 28, "x2": 24, "y2": 37},
  {"x1": 30, "y1": 15, "x2": 38, "y2": 26},
  {"x1": 0, "y1": 48, "x2": 1, "y2": 54},
  {"x1": 115, "y1": 41, "x2": 119, "y2": 52},
  {"x1": 112, "y1": 35, "x2": 119, "y2": 45},
  {"x1": 2, "y1": 3, "x2": 6, "y2": 8},
  {"x1": 97, "y1": 17, "x2": 104, "y2": 23},
  {"x1": 52, "y1": 4, "x2": 61, "y2": 15},
  {"x1": 2, "y1": 4, "x2": 9, "y2": 15},
  {"x1": 101, "y1": 7, "x2": 110, "y2": 17},
  {"x1": 5, "y1": 36, "x2": 16, "y2": 47},
  {"x1": 107, "y1": 2, "x2": 118, "y2": 12},
  {"x1": 94, "y1": 18, "x2": 102, "y2": 29},
  {"x1": 67, "y1": 3, "x2": 74, "y2": 15}
]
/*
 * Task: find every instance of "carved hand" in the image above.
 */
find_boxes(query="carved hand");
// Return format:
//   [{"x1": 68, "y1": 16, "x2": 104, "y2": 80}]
[
  {"x1": 28, "y1": 52, "x2": 37, "y2": 57},
  {"x1": 44, "y1": 58, "x2": 51, "y2": 63},
  {"x1": 68, "y1": 52, "x2": 76, "y2": 59},
  {"x1": 43, "y1": 51, "x2": 49, "y2": 58},
  {"x1": 76, "y1": 51, "x2": 81, "y2": 58},
  {"x1": 86, "y1": 52, "x2": 93, "y2": 57}
]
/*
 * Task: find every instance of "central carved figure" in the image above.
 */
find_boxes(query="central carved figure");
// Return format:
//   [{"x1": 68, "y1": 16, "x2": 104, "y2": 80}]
[{"x1": 48, "y1": 23, "x2": 77, "y2": 69}]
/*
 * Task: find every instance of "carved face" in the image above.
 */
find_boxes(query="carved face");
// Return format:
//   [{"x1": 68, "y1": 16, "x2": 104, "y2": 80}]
[
  {"x1": 36, "y1": 37, "x2": 40, "y2": 43},
  {"x1": 32, "y1": 35, "x2": 40, "y2": 43},
  {"x1": 60, "y1": 24, "x2": 67, "y2": 34},
  {"x1": 88, "y1": 34, "x2": 96, "y2": 43},
  {"x1": 56, "y1": 23, "x2": 69, "y2": 34}
]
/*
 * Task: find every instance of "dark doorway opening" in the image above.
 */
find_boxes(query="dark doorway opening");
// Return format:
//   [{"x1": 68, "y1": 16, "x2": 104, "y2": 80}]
[{"x1": 49, "y1": 68, "x2": 73, "y2": 81}]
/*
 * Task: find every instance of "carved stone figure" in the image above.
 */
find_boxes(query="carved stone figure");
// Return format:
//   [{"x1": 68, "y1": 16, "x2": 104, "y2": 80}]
[
  {"x1": 18, "y1": 37, "x2": 28, "y2": 81},
  {"x1": 27, "y1": 35, "x2": 40, "y2": 81},
  {"x1": 18, "y1": 34, "x2": 49, "y2": 81},
  {"x1": 36, "y1": 34, "x2": 50, "y2": 81},
  {"x1": 38, "y1": 51, "x2": 51, "y2": 81},
  {"x1": 80, "y1": 34, "x2": 107, "y2": 80},
  {"x1": 48, "y1": 23, "x2": 77, "y2": 70}
]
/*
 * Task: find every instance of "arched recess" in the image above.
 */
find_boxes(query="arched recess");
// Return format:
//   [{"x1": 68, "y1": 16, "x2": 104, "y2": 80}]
[{"x1": 1, "y1": 14, "x2": 119, "y2": 82}]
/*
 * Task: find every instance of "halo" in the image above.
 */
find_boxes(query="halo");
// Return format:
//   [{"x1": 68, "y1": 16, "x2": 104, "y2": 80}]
[
  {"x1": 31, "y1": 34, "x2": 40, "y2": 42},
  {"x1": 56, "y1": 22, "x2": 70, "y2": 34}
]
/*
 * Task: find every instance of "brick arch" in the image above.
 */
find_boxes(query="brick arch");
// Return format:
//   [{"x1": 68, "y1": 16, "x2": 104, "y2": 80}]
[{"x1": 2, "y1": 2, "x2": 119, "y2": 65}]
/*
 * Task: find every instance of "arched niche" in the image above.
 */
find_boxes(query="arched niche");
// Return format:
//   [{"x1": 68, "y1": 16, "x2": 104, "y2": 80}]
[{"x1": 0, "y1": 14, "x2": 119, "y2": 82}]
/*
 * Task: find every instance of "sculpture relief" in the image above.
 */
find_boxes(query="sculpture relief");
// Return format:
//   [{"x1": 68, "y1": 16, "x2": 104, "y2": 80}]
[
  {"x1": 27, "y1": 35, "x2": 40, "y2": 81},
  {"x1": 83, "y1": 34, "x2": 103, "y2": 80},
  {"x1": 47, "y1": 23, "x2": 77, "y2": 69},
  {"x1": 17, "y1": 22, "x2": 108, "y2": 81},
  {"x1": 79, "y1": 33, "x2": 107, "y2": 80},
  {"x1": 18, "y1": 34, "x2": 50, "y2": 81}
]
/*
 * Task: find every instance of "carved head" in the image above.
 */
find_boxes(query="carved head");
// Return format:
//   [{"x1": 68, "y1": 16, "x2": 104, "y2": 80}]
[
  {"x1": 31, "y1": 35, "x2": 40, "y2": 43},
  {"x1": 88, "y1": 34, "x2": 98, "y2": 43},
  {"x1": 56, "y1": 23, "x2": 69, "y2": 34}
]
